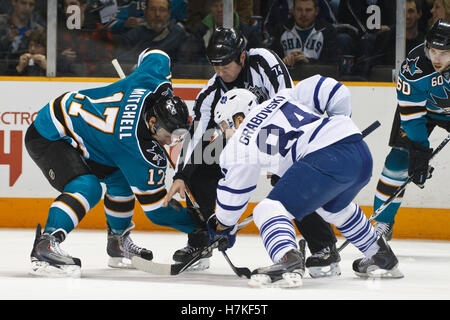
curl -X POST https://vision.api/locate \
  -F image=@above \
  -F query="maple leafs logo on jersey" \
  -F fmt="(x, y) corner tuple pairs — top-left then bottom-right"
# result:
(402, 57), (423, 76)
(429, 86), (450, 111)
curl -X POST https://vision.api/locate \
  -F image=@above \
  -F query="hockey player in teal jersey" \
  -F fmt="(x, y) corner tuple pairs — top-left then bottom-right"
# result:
(373, 19), (450, 239)
(25, 49), (200, 276)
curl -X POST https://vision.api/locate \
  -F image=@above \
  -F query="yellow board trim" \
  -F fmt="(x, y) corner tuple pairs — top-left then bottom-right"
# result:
(0, 198), (448, 240)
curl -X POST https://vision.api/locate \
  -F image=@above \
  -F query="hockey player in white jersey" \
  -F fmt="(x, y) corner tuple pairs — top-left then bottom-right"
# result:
(267, 74), (351, 278)
(206, 88), (403, 287)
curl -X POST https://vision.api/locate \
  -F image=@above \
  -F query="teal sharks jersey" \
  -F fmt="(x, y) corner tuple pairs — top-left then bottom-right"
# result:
(397, 44), (450, 147)
(33, 49), (174, 210)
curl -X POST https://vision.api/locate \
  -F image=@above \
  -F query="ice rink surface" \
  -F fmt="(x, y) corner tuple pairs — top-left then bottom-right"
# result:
(0, 228), (449, 303)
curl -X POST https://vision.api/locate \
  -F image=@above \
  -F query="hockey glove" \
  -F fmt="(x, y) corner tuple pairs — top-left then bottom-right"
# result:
(270, 174), (281, 186)
(408, 141), (434, 188)
(206, 214), (237, 252)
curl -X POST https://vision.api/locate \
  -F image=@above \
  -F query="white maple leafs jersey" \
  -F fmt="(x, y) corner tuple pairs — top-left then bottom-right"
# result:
(215, 89), (361, 227)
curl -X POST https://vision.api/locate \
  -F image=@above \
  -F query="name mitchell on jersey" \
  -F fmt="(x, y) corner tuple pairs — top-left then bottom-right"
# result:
(119, 88), (147, 139)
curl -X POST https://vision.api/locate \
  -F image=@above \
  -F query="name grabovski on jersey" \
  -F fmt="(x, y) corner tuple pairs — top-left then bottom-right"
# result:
(239, 95), (286, 146)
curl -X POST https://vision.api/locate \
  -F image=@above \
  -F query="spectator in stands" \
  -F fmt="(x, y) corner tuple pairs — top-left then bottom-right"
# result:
(336, 0), (396, 76)
(406, 0), (425, 54)
(235, 0), (254, 25)
(57, 0), (114, 76)
(107, 0), (146, 34)
(263, 0), (336, 39)
(0, 0), (44, 60)
(107, 0), (186, 34)
(193, 0), (261, 50)
(116, 0), (187, 64)
(269, 0), (339, 67)
(184, 0), (254, 34)
(15, 28), (46, 75)
(428, 0), (450, 29)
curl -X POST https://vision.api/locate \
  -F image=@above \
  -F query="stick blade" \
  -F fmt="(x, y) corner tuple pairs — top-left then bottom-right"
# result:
(131, 256), (174, 275)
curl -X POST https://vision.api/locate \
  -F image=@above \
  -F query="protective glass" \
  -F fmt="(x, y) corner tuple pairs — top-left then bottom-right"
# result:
(155, 125), (188, 147)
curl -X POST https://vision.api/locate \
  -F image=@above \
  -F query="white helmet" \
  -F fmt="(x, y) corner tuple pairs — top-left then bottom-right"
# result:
(214, 89), (258, 129)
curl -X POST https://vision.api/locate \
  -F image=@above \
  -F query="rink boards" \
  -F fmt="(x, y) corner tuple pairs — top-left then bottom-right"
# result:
(0, 77), (449, 240)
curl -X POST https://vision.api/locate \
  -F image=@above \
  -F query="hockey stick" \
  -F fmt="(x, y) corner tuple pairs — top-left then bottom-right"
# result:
(131, 214), (254, 276)
(112, 59), (126, 79)
(337, 133), (450, 253)
(361, 120), (381, 138)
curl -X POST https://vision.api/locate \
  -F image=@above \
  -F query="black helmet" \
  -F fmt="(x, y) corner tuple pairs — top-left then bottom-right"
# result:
(426, 19), (450, 50)
(152, 96), (190, 134)
(206, 27), (247, 66)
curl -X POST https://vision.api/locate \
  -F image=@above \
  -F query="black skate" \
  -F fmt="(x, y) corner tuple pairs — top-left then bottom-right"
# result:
(173, 229), (211, 271)
(305, 241), (342, 278)
(107, 221), (153, 268)
(30, 224), (81, 277)
(353, 236), (404, 278)
(374, 221), (394, 241)
(248, 249), (305, 288)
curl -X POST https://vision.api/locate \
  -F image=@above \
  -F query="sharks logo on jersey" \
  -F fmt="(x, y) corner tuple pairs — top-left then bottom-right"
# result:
(402, 57), (423, 77)
(145, 141), (166, 166)
(429, 86), (450, 111)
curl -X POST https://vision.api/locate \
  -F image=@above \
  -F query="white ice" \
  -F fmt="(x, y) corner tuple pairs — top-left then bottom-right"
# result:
(0, 228), (449, 300)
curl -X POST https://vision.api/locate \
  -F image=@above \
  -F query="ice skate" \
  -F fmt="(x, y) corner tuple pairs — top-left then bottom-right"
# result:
(248, 249), (305, 288)
(30, 224), (81, 277)
(305, 242), (342, 278)
(353, 236), (404, 278)
(107, 221), (153, 268)
(172, 229), (211, 271)
(374, 221), (394, 241)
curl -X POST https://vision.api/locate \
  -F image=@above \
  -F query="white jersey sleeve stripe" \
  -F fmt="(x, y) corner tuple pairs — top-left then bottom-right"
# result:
(217, 184), (257, 194)
(216, 198), (249, 211)
(313, 76), (327, 113)
(326, 82), (343, 106)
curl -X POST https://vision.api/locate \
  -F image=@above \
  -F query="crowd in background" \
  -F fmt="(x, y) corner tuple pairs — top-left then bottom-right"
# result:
(0, 0), (449, 80)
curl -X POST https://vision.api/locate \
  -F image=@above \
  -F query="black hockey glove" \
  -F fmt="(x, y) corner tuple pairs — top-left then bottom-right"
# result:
(408, 141), (434, 188)
(206, 214), (237, 252)
(270, 174), (281, 186)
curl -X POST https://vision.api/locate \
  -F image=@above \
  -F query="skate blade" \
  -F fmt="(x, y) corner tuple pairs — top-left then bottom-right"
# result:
(182, 258), (210, 272)
(355, 264), (404, 279)
(248, 272), (303, 288)
(308, 263), (341, 278)
(108, 257), (135, 269)
(30, 260), (81, 278)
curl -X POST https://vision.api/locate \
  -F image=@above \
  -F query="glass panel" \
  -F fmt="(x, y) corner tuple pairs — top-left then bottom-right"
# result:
(56, 0), (117, 77)
(0, 0), (47, 76)
(1, 1), (440, 81)
(262, 0), (400, 82)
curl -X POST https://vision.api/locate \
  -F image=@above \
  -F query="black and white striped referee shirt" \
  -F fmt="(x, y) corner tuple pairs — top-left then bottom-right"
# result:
(174, 48), (294, 180)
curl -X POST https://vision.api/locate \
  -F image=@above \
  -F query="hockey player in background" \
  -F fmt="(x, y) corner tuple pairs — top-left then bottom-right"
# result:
(372, 19), (450, 239)
(163, 27), (342, 276)
(25, 49), (200, 277)
(207, 88), (403, 288)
